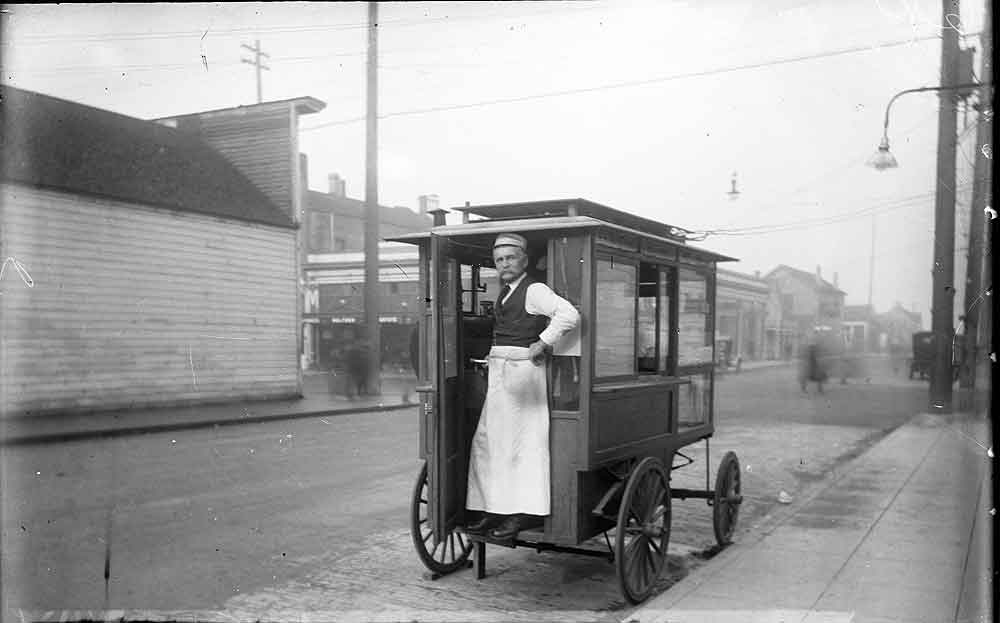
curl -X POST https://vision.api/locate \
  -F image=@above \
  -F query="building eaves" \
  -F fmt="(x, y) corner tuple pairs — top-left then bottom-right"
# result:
(153, 96), (326, 122)
(1, 86), (295, 229)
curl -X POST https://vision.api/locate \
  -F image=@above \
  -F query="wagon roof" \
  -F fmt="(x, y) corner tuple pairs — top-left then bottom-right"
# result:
(386, 213), (736, 263)
(453, 198), (688, 241)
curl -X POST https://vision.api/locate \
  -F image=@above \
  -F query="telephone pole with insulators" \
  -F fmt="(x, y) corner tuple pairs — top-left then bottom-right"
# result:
(241, 39), (270, 104)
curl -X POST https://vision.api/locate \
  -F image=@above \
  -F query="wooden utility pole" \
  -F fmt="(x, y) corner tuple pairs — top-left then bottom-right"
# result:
(240, 39), (270, 104)
(363, 2), (381, 395)
(961, 0), (992, 390)
(868, 214), (875, 308)
(929, 0), (961, 412)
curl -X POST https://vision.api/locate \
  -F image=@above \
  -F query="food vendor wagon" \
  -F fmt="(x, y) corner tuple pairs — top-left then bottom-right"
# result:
(391, 199), (743, 604)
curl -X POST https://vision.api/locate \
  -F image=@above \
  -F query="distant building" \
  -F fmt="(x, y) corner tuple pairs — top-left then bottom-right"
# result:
(1, 87), (305, 415)
(715, 268), (769, 363)
(842, 304), (882, 353)
(878, 303), (923, 353)
(305, 179), (434, 253)
(300, 181), (432, 370)
(762, 264), (846, 359)
(303, 243), (422, 371)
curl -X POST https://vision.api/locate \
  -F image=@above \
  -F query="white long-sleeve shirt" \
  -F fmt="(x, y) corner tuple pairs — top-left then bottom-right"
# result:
(500, 273), (580, 348)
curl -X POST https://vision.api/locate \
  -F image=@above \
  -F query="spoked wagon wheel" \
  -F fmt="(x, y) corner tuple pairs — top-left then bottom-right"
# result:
(410, 462), (473, 575)
(712, 451), (742, 546)
(615, 457), (671, 605)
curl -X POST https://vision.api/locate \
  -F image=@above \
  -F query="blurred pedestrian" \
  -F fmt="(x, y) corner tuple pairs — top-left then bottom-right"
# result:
(798, 333), (827, 394)
(344, 343), (368, 399)
(888, 341), (905, 376)
(402, 324), (420, 404)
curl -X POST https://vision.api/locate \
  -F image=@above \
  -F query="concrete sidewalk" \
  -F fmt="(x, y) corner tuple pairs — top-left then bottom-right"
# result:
(624, 410), (992, 623)
(0, 371), (419, 446)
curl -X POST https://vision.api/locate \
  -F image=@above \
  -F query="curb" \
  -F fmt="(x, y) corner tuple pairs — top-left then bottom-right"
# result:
(619, 411), (929, 621)
(1, 401), (417, 447)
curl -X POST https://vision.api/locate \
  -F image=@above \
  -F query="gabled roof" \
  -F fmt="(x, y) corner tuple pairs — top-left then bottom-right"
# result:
(1, 86), (294, 229)
(843, 304), (876, 321)
(764, 264), (845, 294)
(881, 302), (922, 325)
(307, 190), (431, 230)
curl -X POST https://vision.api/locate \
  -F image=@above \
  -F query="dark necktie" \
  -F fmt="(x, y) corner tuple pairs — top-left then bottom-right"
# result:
(497, 285), (511, 309)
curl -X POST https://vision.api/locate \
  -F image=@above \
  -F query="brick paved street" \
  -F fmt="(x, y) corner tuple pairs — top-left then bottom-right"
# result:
(2, 359), (930, 619)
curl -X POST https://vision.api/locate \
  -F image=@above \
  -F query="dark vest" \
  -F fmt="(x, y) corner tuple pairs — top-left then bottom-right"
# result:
(493, 275), (550, 348)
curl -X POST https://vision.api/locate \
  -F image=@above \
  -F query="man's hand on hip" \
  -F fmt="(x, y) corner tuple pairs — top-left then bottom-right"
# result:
(529, 340), (551, 366)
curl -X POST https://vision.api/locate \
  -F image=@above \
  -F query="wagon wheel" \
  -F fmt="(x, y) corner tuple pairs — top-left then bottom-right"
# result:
(712, 451), (742, 546)
(410, 462), (473, 575)
(615, 457), (671, 605)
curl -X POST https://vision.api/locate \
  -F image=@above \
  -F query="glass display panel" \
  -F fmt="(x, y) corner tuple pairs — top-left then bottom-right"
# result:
(677, 371), (712, 429)
(461, 265), (474, 313)
(660, 268), (674, 373)
(551, 356), (581, 410)
(678, 268), (713, 366)
(595, 258), (636, 377)
(551, 236), (584, 306)
(478, 266), (498, 315)
(550, 236), (583, 407)
(419, 246), (431, 381)
(637, 264), (659, 372)
(441, 259), (458, 378)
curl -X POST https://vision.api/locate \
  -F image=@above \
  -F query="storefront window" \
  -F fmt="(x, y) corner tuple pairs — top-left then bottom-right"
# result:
(678, 268), (713, 367)
(595, 257), (636, 377)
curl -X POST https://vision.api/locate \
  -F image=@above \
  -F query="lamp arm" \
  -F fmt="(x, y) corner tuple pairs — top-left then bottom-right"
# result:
(882, 82), (993, 138)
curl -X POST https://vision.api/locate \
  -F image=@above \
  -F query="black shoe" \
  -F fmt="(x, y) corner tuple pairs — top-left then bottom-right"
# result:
(489, 515), (521, 540)
(464, 514), (499, 534)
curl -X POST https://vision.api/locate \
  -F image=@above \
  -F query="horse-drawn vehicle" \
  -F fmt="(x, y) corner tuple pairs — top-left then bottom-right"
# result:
(909, 331), (934, 380)
(392, 199), (743, 604)
(909, 331), (961, 382)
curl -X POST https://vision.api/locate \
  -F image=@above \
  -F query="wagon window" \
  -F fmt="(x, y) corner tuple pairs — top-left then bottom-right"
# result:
(462, 265), (498, 314)
(677, 268), (713, 367)
(551, 236), (584, 410)
(637, 263), (659, 373)
(660, 268), (675, 374)
(595, 257), (636, 377)
(678, 370), (712, 429)
(551, 236), (583, 307)
(441, 258), (459, 379)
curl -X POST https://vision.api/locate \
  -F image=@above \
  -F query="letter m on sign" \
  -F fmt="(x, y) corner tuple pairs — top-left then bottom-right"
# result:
(304, 287), (319, 313)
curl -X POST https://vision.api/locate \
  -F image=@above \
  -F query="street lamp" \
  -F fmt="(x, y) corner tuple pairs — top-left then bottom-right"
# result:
(867, 136), (898, 170)
(869, 80), (988, 413)
(867, 84), (984, 171)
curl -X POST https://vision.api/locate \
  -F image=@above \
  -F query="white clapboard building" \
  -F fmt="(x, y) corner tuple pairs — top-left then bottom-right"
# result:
(0, 86), (312, 416)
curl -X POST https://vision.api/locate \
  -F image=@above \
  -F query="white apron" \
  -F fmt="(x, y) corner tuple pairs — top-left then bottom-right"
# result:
(466, 345), (550, 516)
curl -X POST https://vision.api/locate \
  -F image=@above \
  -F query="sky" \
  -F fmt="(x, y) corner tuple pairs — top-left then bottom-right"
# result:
(1, 1), (988, 324)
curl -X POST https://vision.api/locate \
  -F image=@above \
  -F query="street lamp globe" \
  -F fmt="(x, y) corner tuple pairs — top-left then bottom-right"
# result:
(867, 136), (898, 170)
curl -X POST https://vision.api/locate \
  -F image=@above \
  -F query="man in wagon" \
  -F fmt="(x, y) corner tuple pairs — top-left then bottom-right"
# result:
(465, 232), (580, 540)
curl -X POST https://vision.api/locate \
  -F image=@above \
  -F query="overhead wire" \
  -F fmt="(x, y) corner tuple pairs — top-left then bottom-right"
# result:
(689, 97), (988, 243)
(300, 34), (944, 132)
(681, 181), (975, 241)
(710, 107), (941, 232)
(0, 3), (619, 46)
